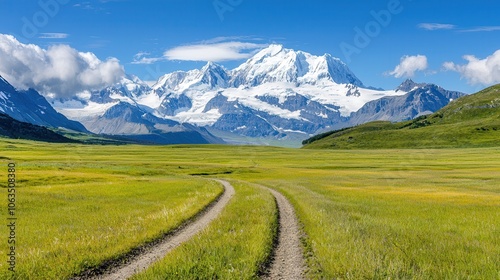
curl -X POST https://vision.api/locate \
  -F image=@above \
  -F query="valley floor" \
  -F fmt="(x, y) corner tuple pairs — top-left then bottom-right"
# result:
(1, 140), (499, 279)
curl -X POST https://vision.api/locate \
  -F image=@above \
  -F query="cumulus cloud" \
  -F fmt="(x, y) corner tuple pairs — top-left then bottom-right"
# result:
(133, 39), (267, 64)
(389, 55), (428, 78)
(0, 34), (124, 98)
(443, 50), (500, 85)
(418, 23), (456, 31)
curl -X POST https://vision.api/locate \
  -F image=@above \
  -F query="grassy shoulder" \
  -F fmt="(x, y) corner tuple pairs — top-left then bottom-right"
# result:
(131, 180), (278, 280)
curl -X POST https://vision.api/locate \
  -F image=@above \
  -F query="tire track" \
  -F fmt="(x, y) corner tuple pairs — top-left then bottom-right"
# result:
(263, 187), (306, 280)
(75, 179), (234, 280)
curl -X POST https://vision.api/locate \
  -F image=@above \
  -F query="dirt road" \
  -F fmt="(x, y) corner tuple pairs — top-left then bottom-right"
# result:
(263, 187), (306, 280)
(76, 180), (234, 280)
(76, 180), (306, 279)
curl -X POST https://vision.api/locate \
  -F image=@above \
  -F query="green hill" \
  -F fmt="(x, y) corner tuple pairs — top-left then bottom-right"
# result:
(0, 112), (77, 143)
(303, 84), (500, 149)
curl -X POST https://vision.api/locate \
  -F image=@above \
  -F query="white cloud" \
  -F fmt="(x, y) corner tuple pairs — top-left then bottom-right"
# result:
(133, 39), (267, 64)
(418, 23), (456, 31)
(73, 2), (95, 10)
(443, 50), (500, 85)
(39, 33), (69, 39)
(164, 41), (266, 62)
(460, 26), (500, 32)
(389, 55), (428, 78)
(132, 52), (163, 65)
(418, 23), (500, 33)
(200, 36), (264, 44)
(0, 34), (124, 98)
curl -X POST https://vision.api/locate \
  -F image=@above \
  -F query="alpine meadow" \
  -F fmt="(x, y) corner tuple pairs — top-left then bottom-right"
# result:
(2, 1), (500, 279)
(1, 139), (499, 279)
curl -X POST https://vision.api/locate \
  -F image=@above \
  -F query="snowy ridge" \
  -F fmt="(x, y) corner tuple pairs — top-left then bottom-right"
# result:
(51, 44), (412, 143)
(230, 45), (363, 87)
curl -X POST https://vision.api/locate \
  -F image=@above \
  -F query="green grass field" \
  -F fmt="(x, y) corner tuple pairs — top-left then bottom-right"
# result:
(1, 139), (499, 279)
(0, 140), (224, 279)
(133, 180), (277, 280)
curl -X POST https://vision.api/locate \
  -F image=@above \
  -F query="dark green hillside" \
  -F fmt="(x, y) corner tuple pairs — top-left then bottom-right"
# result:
(303, 84), (500, 149)
(0, 112), (77, 143)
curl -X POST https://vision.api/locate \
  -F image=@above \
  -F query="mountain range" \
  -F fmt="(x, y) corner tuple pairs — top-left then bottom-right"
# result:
(1, 45), (466, 145)
(348, 79), (466, 126)
(0, 75), (222, 144)
(0, 76), (87, 132)
(303, 84), (500, 149)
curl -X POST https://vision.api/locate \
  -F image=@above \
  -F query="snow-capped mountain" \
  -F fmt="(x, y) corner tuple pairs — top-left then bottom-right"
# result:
(137, 44), (403, 141)
(230, 44), (364, 87)
(154, 62), (230, 94)
(0, 75), (88, 132)
(88, 75), (152, 104)
(49, 76), (223, 144)
(349, 80), (466, 125)
(49, 45), (462, 146)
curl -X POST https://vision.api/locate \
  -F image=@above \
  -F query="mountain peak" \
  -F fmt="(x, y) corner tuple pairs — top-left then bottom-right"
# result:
(202, 61), (225, 71)
(397, 79), (427, 92)
(198, 61), (229, 89)
(320, 54), (364, 86)
(231, 44), (363, 87)
(247, 44), (284, 64)
(262, 44), (284, 54)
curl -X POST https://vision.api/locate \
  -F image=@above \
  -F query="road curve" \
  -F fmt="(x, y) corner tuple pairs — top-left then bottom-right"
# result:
(78, 179), (234, 280)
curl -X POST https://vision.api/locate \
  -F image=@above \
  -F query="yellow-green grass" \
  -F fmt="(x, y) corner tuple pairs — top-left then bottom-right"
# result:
(2, 139), (500, 279)
(0, 140), (223, 279)
(132, 180), (278, 280)
(230, 148), (500, 279)
(150, 146), (500, 278)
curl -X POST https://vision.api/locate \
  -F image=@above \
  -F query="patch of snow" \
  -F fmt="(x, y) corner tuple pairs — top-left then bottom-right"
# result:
(317, 112), (328, 119)
(135, 92), (163, 109)
(171, 108), (222, 126)
(109, 93), (134, 104)
(282, 129), (308, 134)
(255, 114), (280, 131)
(55, 101), (119, 121)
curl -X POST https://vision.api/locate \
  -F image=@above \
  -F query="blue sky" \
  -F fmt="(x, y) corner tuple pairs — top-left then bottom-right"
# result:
(1, 0), (500, 93)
